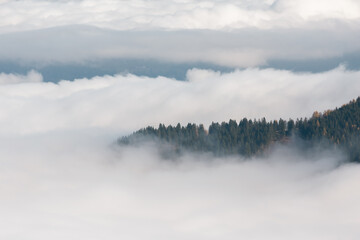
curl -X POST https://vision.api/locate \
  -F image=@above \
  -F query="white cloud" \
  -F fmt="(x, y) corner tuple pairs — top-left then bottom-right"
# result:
(0, 70), (42, 84)
(0, 0), (359, 33)
(0, 66), (358, 135)
(276, 0), (360, 21)
(0, 1), (359, 238)
(0, 58), (359, 240)
(0, 131), (359, 240)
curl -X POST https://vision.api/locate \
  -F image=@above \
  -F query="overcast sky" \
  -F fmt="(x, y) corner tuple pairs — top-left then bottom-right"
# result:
(0, 0), (360, 72)
(1, 0), (360, 32)
(1, 1), (360, 239)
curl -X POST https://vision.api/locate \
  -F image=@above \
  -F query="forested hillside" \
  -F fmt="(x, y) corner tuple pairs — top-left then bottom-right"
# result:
(119, 97), (360, 162)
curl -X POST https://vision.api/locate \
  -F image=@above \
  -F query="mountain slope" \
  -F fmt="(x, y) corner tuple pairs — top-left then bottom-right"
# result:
(119, 97), (360, 162)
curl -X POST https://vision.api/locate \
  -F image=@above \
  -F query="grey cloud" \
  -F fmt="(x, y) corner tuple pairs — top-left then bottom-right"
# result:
(0, 58), (234, 83)
(1, 25), (360, 68)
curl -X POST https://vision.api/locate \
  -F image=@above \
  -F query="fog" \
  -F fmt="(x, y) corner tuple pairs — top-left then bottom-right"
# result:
(1, 0), (359, 239)
(1, 130), (360, 239)
(0, 67), (359, 135)
(0, 67), (359, 239)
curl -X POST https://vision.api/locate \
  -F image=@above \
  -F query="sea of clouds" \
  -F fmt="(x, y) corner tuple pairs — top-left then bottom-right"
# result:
(0, 67), (360, 239)
(0, 66), (359, 135)
(1, 0), (360, 238)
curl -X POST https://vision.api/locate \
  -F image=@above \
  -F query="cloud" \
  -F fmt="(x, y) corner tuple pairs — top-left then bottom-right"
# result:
(275, 0), (360, 21)
(1, 25), (360, 68)
(1, 1), (359, 69)
(0, 66), (359, 135)
(0, 55), (359, 240)
(0, 0), (359, 33)
(0, 70), (42, 84)
(1, 1), (359, 239)
(0, 130), (359, 240)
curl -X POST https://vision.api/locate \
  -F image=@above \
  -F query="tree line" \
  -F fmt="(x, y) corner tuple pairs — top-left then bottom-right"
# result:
(119, 97), (360, 162)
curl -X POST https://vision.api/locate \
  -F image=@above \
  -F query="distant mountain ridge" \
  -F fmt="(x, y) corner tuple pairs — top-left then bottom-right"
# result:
(119, 97), (360, 162)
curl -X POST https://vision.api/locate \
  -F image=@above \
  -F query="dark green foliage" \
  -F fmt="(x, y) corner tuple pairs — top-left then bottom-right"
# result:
(119, 97), (360, 162)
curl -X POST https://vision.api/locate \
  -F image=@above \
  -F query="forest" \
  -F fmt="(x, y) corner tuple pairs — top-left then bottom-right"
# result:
(119, 97), (360, 162)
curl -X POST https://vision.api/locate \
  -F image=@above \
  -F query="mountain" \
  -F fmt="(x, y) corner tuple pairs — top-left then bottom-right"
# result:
(118, 97), (360, 162)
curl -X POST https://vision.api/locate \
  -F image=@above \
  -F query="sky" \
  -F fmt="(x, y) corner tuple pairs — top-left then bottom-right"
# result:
(1, 0), (360, 80)
(1, 0), (360, 239)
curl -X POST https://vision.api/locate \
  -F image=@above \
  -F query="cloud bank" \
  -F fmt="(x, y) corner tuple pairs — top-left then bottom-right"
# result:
(1, 1), (359, 239)
(1, 130), (359, 240)
(0, 0), (359, 33)
(1, 25), (359, 69)
(0, 65), (359, 240)
(0, 66), (359, 136)
(1, 1), (359, 70)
